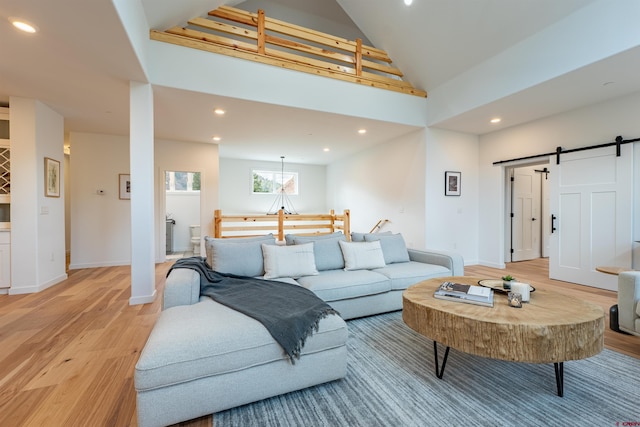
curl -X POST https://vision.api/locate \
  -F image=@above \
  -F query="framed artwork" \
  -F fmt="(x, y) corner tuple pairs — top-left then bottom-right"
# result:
(119, 174), (131, 200)
(445, 171), (461, 196)
(45, 157), (61, 198)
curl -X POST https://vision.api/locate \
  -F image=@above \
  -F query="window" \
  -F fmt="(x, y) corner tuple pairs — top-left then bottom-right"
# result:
(166, 171), (200, 191)
(252, 170), (298, 195)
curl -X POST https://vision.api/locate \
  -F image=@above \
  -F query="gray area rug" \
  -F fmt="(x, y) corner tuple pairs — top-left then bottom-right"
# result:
(214, 311), (640, 426)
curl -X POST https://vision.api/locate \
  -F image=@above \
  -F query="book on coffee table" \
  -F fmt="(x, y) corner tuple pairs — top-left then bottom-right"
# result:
(434, 281), (494, 307)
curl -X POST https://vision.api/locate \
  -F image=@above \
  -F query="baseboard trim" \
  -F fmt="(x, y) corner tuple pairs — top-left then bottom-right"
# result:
(476, 260), (506, 269)
(130, 289), (157, 306)
(68, 261), (130, 270)
(9, 273), (68, 295)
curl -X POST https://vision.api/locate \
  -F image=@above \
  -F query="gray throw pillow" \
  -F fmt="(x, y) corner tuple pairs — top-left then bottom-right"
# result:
(364, 233), (410, 264)
(351, 231), (392, 242)
(204, 234), (276, 277)
(291, 233), (347, 271)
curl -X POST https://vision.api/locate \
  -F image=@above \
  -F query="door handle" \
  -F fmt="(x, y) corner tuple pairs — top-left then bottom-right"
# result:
(532, 218), (537, 221)
(551, 214), (557, 233)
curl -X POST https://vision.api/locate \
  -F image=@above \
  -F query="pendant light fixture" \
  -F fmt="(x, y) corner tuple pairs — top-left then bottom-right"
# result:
(267, 156), (297, 215)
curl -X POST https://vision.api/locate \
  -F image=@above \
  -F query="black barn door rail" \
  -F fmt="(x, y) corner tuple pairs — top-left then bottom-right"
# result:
(493, 135), (640, 166)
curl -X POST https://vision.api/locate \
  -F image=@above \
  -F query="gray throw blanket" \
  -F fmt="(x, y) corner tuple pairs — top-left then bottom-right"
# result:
(168, 257), (339, 363)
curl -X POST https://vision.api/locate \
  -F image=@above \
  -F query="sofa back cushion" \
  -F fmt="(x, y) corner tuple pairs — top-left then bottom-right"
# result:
(289, 232), (347, 271)
(261, 243), (319, 279)
(204, 234), (276, 277)
(338, 240), (386, 271)
(350, 231), (392, 242)
(364, 233), (410, 264)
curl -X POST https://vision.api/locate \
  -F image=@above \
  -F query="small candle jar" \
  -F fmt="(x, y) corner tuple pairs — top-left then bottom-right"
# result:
(508, 292), (522, 308)
(510, 282), (530, 302)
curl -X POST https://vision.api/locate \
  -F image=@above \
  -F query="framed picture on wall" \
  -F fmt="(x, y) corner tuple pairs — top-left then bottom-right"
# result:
(119, 174), (131, 200)
(445, 171), (461, 196)
(45, 157), (61, 198)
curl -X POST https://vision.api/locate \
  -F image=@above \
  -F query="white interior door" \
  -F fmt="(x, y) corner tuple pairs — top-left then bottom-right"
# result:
(540, 168), (551, 257)
(511, 166), (542, 262)
(549, 145), (633, 290)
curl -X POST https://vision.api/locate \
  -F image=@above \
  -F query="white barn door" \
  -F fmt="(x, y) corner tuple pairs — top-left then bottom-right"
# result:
(511, 166), (542, 262)
(548, 145), (633, 291)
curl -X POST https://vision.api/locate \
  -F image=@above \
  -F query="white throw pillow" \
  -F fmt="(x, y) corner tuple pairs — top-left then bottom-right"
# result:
(339, 240), (386, 271)
(261, 243), (319, 279)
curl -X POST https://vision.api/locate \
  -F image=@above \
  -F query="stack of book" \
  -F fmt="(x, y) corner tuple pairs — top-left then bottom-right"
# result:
(434, 281), (494, 307)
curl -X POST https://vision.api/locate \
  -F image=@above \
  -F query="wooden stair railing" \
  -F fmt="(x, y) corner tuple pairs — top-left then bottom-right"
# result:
(214, 209), (350, 241)
(150, 6), (426, 97)
(369, 219), (390, 233)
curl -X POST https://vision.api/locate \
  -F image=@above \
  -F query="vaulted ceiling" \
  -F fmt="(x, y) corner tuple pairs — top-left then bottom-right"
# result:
(1, 0), (639, 164)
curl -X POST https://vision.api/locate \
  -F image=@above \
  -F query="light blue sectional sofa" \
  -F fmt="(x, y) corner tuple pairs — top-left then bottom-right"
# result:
(134, 232), (463, 427)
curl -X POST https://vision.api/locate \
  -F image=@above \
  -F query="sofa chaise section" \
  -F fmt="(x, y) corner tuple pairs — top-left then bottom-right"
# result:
(135, 268), (347, 427)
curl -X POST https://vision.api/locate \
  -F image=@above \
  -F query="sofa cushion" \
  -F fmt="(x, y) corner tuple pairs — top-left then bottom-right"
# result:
(262, 243), (319, 279)
(290, 233), (347, 271)
(285, 232), (343, 245)
(295, 269), (391, 302)
(204, 235), (276, 277)
(351, 231), (392, 242)
(373, 261), (450, 290)
(135, 298), (348, 392)
(339, 240), (386, 271)
(364, 233), (410, 264)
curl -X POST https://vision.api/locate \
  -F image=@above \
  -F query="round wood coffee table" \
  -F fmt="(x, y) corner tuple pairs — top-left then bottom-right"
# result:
(402, 276), (605, 396)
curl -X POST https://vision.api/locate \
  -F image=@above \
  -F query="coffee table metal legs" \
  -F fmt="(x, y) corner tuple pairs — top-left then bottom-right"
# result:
(433, 341), (565, 397)
(433, 341), (450, 379)
(554, 362), (564, 397)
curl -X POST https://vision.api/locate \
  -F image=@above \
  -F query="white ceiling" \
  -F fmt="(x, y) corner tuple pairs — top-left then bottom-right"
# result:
(1, 0), (638, 164)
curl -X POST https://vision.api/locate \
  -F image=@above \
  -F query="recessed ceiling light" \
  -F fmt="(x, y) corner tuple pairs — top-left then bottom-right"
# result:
(213, 108), (225, 115)
(9, 18), (37, 33)
(490, 118), (501, 124)
(358, 129), (367, 134)
(404, 0), (413, 5)
(212, 136), (221, 141)
(323, 147), (330, 152)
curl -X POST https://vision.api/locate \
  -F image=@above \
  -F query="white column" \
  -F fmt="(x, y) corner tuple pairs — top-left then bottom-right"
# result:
(129, 81), (156, 305)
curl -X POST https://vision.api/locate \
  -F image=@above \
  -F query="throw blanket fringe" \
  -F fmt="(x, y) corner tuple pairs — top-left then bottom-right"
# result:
(168, 257), (339, 363)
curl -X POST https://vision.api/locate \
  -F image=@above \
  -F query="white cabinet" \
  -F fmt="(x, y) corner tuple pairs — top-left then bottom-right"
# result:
(0, 231), (10, 288)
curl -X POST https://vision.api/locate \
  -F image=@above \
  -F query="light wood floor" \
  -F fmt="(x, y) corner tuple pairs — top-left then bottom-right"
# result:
(0, 258), (637, 427)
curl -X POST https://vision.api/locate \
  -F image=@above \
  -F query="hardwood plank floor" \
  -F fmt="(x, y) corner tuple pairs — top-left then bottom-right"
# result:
(0, 259), (637, 426)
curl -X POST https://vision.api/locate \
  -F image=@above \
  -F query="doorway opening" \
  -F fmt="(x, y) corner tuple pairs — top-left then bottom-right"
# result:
(504, 162), (550, 263)
(164, 170), (201, 260)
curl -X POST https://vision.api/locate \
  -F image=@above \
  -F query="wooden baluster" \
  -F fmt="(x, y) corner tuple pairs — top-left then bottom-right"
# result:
(278, 209), (284, 241)
(214, 209), (222, 238)
(257, 9), (266, 55)
(344, 209), (351, 240)
(355, 38), (362, 77)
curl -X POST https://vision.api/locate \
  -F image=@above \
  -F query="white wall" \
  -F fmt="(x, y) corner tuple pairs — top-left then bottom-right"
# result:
(165, 192), (200, 252)
(425, 128), (480, 264)
(10, 97), (67, 294)
(219, 158), (326, 214)
(69, 133), (218, 268)
(478, 91), (640, 268)
(327, 130), (426, 250)
(69, 133), (131, 268)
